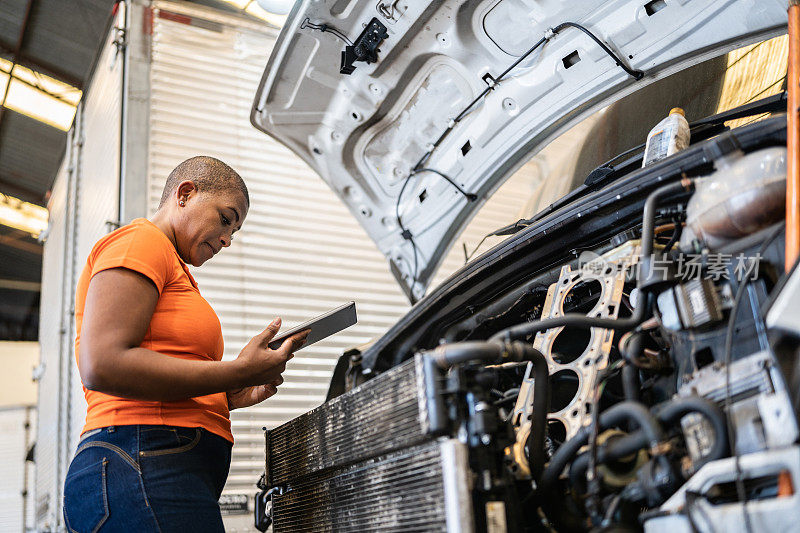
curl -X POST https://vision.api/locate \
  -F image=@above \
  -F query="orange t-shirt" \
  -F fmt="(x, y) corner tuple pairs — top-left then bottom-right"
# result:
(74, 218), (232, 442)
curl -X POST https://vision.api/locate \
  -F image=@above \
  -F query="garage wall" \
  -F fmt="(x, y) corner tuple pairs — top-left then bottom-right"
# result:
(147, 2), (411, 513)
(34, 18), (123, 531)
(0, 406), (36, 532)
(34, 132), (71, 531)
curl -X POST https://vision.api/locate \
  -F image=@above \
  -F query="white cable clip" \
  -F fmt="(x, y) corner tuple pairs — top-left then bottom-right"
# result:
(447, 118), (456, 128)
(426, 143), (435, 151)
(544, 27), (555, 40)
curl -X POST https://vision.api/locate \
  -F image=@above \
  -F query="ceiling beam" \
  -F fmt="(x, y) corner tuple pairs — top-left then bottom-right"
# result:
(0, 279), (40, 292)
(0, 233), (42, 255)
(0, 176), (46, 206)
(0, 39), (84, 89)
(0, 0), (37, 129)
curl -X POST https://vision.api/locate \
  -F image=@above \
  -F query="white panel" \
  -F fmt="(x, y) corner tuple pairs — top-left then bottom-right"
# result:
(148, 6), (411, 505)
(0, 407), (34, 532)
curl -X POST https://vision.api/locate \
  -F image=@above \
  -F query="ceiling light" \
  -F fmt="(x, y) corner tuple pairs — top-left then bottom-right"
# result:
(0, 59), (81, 131)
(0, 194), (49, 237)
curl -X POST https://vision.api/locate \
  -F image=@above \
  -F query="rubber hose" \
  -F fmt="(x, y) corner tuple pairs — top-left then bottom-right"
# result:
(654, 395), (729, 466)
(569, 396), (728, 487)
(569, 432), (650, 488)
(540, 401), (663, 492)
(432, 340), (504, 368)
(431, 341), (551, 481)
(515, 343), (550, 482)
(622, 365), (640, 402)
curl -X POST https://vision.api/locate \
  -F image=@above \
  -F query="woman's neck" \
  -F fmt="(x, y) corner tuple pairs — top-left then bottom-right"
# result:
(149, 209), (179, 251)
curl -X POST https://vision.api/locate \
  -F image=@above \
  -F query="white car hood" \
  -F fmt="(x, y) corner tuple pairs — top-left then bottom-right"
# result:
(251, 0), (787, 302)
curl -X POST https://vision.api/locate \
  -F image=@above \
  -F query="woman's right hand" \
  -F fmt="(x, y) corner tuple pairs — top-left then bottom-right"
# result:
(234, 318), (309, 387)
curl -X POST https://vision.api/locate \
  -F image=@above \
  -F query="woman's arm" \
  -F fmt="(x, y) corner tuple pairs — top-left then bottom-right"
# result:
(79, 267), (305, 401)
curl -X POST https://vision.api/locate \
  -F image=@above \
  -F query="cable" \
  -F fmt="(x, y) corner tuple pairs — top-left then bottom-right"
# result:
(413, 168), (478, 201)
(394, 168), (477, 296)
(300, 18), (353, 46)
(411, 22), (642, 172)
(395, 22), (642, 292)
(723, 222), (785, 533)
(551, 22), (644, 80)
(394, 173), (420, 300)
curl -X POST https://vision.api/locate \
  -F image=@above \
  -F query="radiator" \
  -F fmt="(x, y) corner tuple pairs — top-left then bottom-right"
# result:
(265, 356), (474, 532)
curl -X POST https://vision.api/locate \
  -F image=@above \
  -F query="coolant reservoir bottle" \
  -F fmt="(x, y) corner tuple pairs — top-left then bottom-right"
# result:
(642, 107), (690, 167)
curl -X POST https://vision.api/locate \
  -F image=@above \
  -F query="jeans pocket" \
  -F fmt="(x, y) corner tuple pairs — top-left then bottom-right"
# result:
(64, 456), (109, 533)
(140, 427), (202, 457)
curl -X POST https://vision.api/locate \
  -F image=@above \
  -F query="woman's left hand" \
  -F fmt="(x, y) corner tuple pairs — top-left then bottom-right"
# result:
(227, 377), (283, 410)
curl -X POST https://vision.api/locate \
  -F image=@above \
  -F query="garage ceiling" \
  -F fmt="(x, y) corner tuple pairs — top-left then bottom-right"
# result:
(0, 0), (117, 207)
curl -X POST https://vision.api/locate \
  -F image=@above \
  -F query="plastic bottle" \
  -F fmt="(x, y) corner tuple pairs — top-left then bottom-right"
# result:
(679, 146), (786, 251)
(642, 107), (690, 167)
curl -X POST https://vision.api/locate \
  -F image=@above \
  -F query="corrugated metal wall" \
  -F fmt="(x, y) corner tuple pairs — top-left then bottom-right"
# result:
(147, 3), (411, 507)
(34, 126), (74, 531)
(70, 21), (124, 450)
(34, 19), (122, 531)
(0, 406), (35, 532)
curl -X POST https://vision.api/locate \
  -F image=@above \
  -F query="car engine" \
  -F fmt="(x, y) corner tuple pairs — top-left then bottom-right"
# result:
(255, 114), (800, 532)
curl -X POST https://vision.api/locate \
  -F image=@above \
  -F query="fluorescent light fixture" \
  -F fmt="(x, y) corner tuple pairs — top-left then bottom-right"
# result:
(0, 194), (49, 237)
(0, 57), (81, 131)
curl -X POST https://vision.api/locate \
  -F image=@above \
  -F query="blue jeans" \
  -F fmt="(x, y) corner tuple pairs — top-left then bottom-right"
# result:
(63, 425), (232, 532)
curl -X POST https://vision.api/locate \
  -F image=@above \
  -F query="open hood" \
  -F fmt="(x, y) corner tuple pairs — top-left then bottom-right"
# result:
(251, 0), (787, 302)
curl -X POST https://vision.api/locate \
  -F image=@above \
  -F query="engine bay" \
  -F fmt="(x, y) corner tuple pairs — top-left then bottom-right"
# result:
(255, 114), (800, 532)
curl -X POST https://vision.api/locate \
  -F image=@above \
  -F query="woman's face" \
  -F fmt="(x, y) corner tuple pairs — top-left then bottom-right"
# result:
(175, 185), (249, 267)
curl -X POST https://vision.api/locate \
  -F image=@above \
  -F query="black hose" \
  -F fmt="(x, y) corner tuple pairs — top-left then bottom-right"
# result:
(540, 401), (663, 493)
(568, 396), (728, 488)
(431, 341), (550, 480)
(518, 344), (550, 482)
(622, 365), (640, 402)
(569, 431), (649, 488)
(539, 402), (662, 532)
(640, 181), (692, 258)
(431, 340), (505, 368)
(654, 395), (729, 466)
(621, 332), (645, 400)
(430, 341), (551, 480)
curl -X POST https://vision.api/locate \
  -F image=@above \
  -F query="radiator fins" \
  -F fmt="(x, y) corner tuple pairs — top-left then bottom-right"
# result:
(265, 357), (474, 532)
(267, 357), (426, 485)
(272, 441), (450, 532)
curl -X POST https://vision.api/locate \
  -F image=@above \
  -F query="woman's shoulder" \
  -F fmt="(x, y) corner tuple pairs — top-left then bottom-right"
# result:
(86, 219), (180, 292)
(90, 219), (175, 263)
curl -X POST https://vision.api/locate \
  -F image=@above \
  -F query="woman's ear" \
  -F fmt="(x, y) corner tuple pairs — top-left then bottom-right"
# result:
(175, 180), (197, 206)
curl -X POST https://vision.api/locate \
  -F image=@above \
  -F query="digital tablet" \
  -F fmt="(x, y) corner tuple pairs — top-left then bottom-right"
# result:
(268, 301), (357, 351)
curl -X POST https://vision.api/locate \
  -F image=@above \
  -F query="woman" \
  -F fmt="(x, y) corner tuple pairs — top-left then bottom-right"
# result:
(62, 156), (308, 532)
